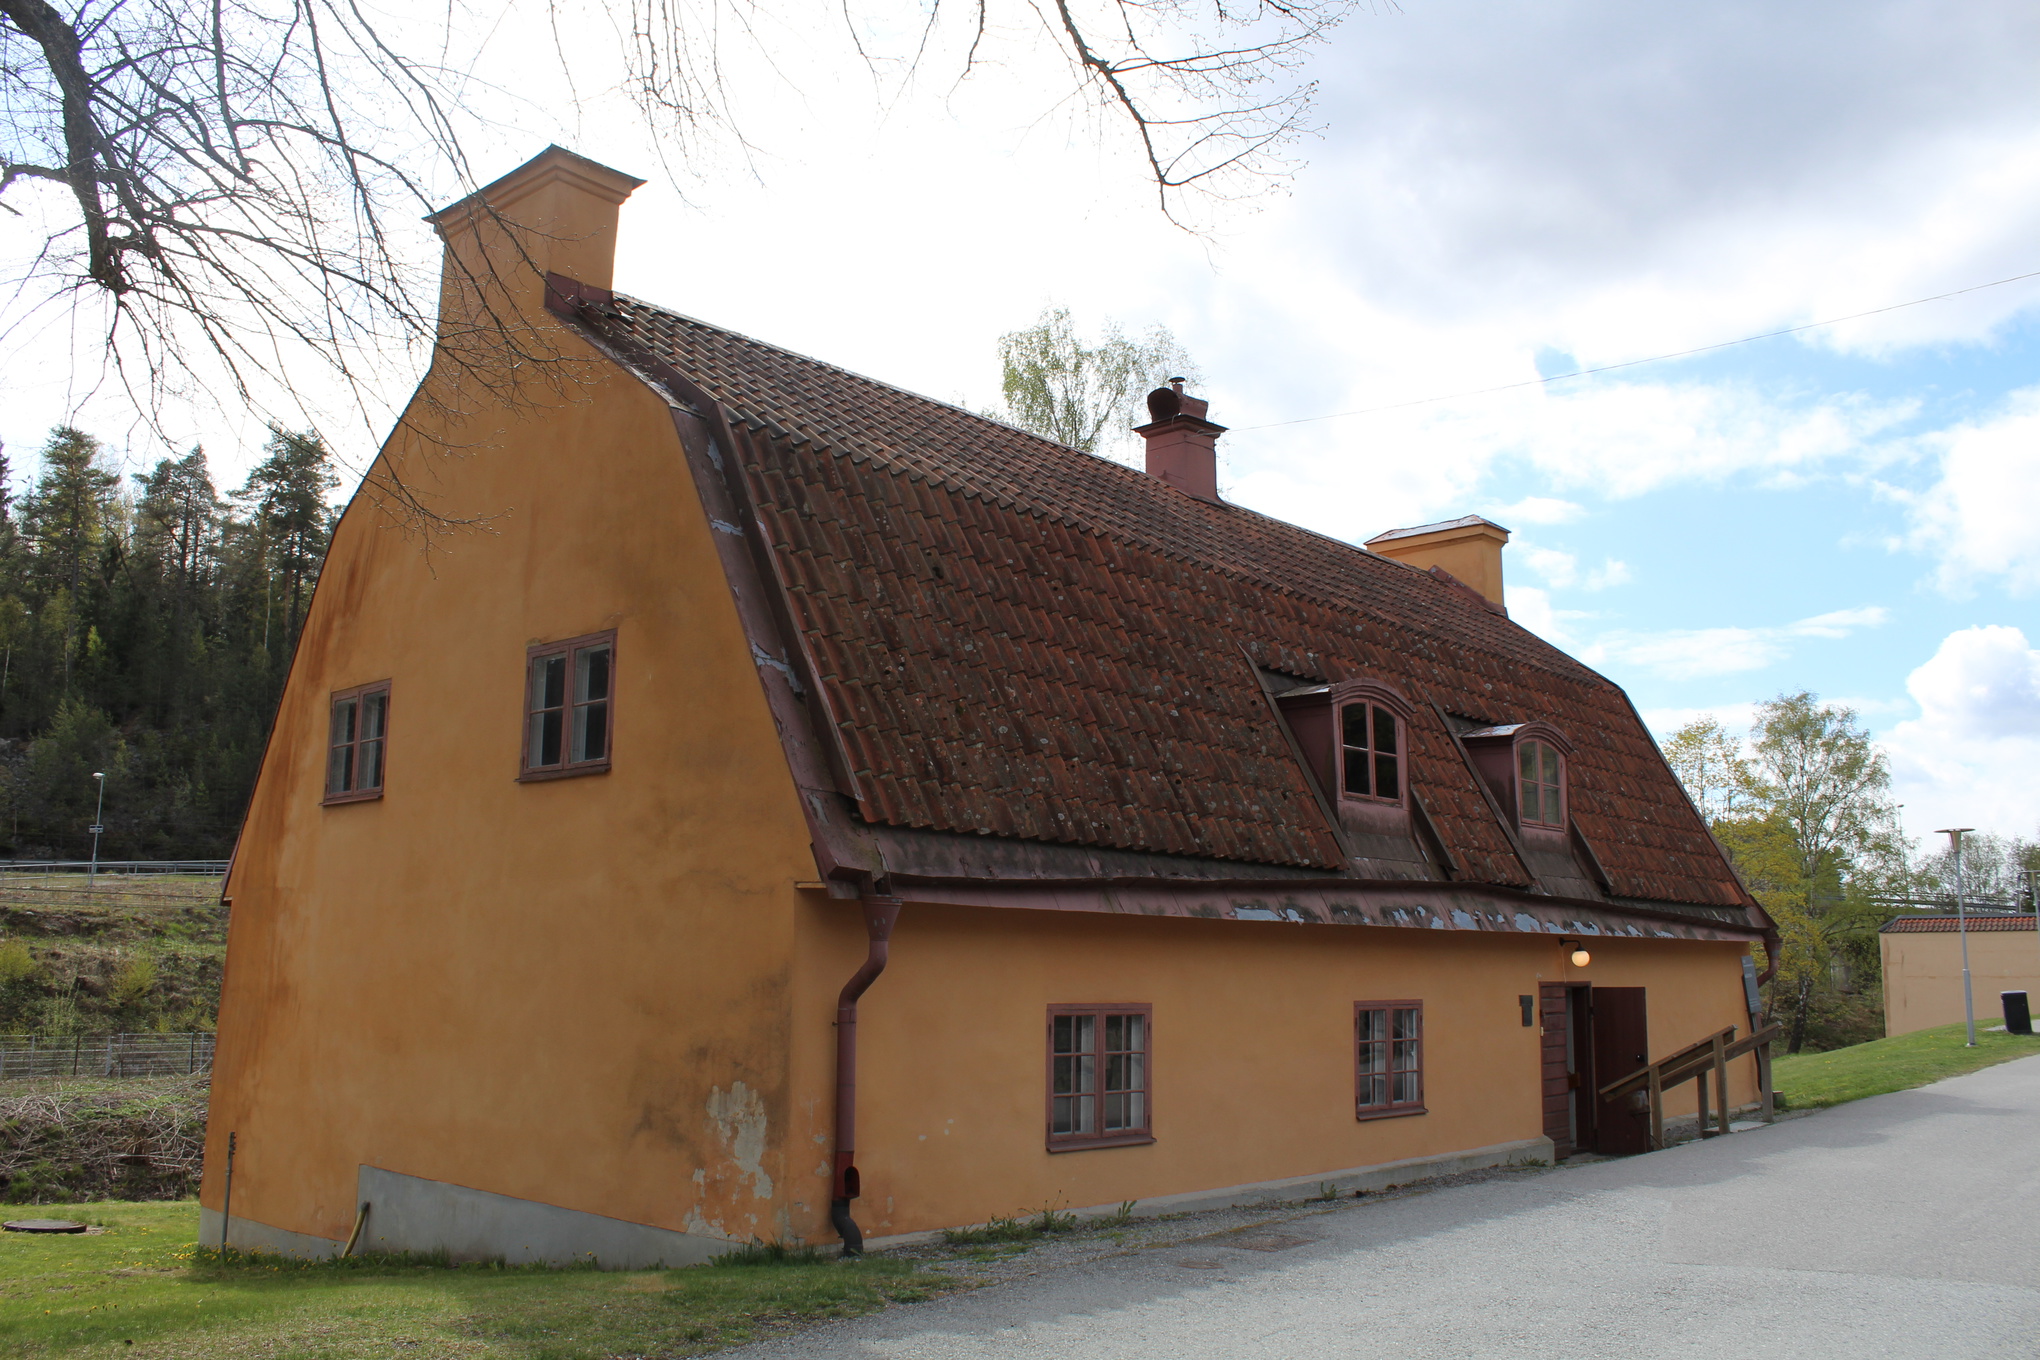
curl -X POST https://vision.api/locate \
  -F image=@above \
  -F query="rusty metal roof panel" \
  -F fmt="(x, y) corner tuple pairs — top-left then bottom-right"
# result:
(594, 293), (1748, 905)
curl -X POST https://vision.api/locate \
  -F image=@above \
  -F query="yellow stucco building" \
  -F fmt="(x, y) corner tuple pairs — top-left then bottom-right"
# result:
(202, 147), (1777, 1264)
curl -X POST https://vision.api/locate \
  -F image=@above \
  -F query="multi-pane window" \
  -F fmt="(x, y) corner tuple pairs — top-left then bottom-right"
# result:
(1355, 1002), (1423, 1118)
(523, 633), (615, 778)
(324, 683), (389, 803)
(1340, 702), (1401, 801)
(1518, 739), (1563, 827)
(1047, 1006), (1152, 1149)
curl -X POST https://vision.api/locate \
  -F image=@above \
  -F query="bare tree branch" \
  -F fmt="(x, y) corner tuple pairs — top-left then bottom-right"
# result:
(2, 0), (1350, 541)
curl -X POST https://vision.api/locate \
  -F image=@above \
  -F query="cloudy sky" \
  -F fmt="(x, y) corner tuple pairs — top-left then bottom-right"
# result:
(5, 0), (2037, 846)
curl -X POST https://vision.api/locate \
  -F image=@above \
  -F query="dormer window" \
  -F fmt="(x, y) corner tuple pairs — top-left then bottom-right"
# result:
(1461, 722), (1575, 833)
(1340, 702), (1401, 802)
(1518, 739), (1564, 827)
(1273, 677), (1415, 814)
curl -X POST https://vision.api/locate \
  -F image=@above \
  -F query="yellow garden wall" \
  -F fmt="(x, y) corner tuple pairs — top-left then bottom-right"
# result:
(1882, 929), (2040, 1036)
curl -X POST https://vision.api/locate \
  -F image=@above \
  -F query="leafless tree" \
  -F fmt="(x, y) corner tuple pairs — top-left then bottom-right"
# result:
(2, 0), (1351, 532)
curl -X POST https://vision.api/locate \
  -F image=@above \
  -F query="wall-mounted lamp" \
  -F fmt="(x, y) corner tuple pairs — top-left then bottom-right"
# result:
(1565, 941), (1592, 968)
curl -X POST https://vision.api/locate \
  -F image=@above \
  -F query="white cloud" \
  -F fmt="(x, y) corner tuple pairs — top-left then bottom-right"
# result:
(1790, 607), (1892, 638)
(1899, 386), (2040, 595)
(1518, 543), (1631, 592)
(1502, 585), (1593, 650)
(1306, 2), (2040, 358)
(1225, 376), (1914, 549)
(1487, 496), (1584, 526)
(1640, 703), (1763, 744)
(1580, 606), (1890, 680)
(1884, 625), (2040, 839)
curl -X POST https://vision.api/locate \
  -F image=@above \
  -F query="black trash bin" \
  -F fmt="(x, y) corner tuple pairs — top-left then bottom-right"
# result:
(2003, 991), (2032, 1036)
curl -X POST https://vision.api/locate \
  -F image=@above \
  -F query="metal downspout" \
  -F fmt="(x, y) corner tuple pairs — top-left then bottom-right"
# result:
(831, 890), (902, 1257)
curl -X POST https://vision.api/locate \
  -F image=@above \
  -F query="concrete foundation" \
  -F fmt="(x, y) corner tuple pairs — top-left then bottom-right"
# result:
(206, 1166), (738, 1268)
(865, 1135), (1554, 1249)
(352, 1165), (733, 1268)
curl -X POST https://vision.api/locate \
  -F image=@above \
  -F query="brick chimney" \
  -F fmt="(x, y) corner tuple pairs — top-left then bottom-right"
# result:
(424, 145), (645, 338)
(1136, 379), (1226, 503)
(1365, 515), (1511, 608)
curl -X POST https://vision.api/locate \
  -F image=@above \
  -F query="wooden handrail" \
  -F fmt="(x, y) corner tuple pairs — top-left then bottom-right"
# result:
(1598, 1028), (1735, 1101)
(1594, 1023), (1783, 1150)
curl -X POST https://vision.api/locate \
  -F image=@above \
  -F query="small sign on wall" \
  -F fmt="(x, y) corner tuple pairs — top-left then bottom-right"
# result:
(1742, 956), (1762, 1018)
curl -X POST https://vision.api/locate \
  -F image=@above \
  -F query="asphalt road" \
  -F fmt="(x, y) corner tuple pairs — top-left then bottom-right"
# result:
(736, 1055), (2040, 1359)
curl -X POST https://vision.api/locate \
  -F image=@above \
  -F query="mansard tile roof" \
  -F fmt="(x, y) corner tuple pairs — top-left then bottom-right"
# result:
(585, 289), (1751, 910)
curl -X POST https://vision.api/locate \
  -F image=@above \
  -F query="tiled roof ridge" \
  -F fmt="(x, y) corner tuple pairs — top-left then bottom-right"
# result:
(606, 290), (1086, 460)
(601, 290), (1602, 694)
(1882, 915), (2037, 932)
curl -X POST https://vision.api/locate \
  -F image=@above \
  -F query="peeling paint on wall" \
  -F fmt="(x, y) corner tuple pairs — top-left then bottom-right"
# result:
(706, 1081), (776, 1201)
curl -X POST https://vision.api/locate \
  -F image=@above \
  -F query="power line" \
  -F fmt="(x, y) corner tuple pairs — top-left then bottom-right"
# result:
(1234, 266), (2040, 432)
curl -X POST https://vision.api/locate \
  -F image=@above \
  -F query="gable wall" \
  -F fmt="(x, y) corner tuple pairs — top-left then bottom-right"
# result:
(203, 346), (819, 1251)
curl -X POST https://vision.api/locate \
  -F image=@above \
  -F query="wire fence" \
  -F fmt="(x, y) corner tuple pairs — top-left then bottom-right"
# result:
(0, 1032), (215, 1081)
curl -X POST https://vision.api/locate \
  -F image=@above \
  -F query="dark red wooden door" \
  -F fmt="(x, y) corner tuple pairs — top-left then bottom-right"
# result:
(1590, 987), (1650, 1156)
(1538, 984), (1573, 1157)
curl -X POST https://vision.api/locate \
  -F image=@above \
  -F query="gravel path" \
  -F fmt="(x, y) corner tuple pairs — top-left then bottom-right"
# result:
(731, 1056), (2040, 1358)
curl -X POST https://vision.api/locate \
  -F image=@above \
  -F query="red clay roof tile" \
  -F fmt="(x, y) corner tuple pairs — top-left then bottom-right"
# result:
(594, 292), (1749, 907)
(1882, 916), (2036, 932)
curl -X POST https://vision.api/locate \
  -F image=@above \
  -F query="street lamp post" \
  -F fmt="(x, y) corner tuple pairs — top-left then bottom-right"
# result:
(88, 772), (105, 892)
(1938, 827), (1977, 1047)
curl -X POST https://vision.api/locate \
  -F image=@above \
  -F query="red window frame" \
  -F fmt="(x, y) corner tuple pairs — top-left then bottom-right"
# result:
(520, 630), (616, 781)
(1046, 1004), (1154, 1151)
(1355, 1000), (1424, 1120)
(1518, 738), (1564, 827)
(323, 681), (390, 805)
(1339, 701), (1402, 803)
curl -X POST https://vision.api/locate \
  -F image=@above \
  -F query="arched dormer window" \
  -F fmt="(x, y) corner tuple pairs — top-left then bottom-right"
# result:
(1517, 738), (1564, 827)
(1341, 699), (1401, 802)
(1273, 678), (1416, 809)
(1461, 721), (1575, 833)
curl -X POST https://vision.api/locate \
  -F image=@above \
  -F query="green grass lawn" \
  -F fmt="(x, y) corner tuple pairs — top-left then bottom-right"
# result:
(0, 1202), (937, 1358)
(1772, 1020), (2040, 1110)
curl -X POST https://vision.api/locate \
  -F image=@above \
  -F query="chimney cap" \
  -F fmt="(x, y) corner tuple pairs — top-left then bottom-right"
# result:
(1142, 382), (1216, 427)
(424, 145), (645, 229)
(1364, 513), (1510, 548)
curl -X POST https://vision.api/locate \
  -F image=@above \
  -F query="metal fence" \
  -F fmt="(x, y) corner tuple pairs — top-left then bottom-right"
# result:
(0, 860), (230, 877)
(0, 1032), (214, 1081)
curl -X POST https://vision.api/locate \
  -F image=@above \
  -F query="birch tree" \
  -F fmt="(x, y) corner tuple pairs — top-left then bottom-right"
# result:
(998, 307), (1200, 456)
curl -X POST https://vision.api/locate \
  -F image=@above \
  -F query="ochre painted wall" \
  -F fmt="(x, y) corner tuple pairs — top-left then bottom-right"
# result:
(1881, 930), (2040, 1036)
(203, 334), (820, 1249)
(798, 900), (1758, 1239)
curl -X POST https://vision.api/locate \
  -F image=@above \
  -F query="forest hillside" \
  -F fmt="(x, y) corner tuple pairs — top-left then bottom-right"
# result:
(0, 425), (336, 862)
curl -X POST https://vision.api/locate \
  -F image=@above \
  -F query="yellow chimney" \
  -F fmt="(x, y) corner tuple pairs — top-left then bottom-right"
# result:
(424, 146), (645, 339)
(1365, 515), (1511, 607)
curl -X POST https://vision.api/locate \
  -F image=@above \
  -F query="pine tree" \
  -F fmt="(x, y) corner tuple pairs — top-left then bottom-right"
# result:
(235, 428), (339, 651)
